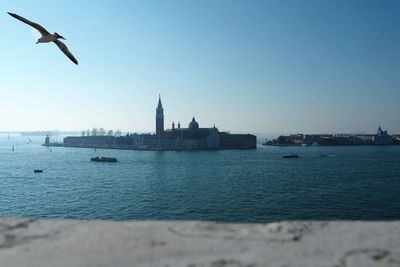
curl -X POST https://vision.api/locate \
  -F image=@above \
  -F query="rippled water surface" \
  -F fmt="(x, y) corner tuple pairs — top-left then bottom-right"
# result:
(1, 134), (400, 222)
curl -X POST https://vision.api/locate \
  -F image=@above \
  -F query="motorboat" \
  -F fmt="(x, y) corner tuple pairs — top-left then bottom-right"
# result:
(282, 154), (299, 159)
(90, 157), (118, 162)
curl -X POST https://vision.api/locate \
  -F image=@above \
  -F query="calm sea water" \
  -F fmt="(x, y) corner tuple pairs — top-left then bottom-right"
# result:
(1, 134), (399, 222)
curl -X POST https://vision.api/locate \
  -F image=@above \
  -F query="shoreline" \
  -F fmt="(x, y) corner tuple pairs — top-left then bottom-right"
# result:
(42, 143), (256, 151)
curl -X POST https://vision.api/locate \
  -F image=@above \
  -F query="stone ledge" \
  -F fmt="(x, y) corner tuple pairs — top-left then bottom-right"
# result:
(0, 218), (399, 267)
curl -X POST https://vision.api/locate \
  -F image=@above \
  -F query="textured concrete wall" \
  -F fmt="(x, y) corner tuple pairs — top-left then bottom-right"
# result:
(0, 218), (399, 267)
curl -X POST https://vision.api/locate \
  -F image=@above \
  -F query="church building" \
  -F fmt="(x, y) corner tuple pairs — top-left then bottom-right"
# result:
(61, 95), (257, 150)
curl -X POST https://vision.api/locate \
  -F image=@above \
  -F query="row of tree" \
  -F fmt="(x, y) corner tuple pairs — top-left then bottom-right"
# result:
(81, 128), (123, 137)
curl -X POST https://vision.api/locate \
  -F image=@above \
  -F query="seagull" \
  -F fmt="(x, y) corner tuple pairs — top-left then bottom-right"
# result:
(7, 12), (78, 65)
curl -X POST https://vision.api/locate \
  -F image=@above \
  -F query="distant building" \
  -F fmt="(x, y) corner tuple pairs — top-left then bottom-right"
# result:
(44, 135), (50, 145)
(373, 126), (393, 145)
(264, 126), (398, 146)
(51, 96), (256, 150)
(155, 95), (164, 136)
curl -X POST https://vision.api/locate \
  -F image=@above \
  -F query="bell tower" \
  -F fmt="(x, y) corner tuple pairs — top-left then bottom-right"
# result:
(156, 94), (164, 135)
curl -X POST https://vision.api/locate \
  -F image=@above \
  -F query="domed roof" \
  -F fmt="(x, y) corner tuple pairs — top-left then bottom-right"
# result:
(188, 117), (199, 129)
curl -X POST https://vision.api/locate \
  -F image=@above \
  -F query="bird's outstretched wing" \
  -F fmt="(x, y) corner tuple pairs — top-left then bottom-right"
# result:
(7, 12), (50, 36)
(53, 39), (78, 65)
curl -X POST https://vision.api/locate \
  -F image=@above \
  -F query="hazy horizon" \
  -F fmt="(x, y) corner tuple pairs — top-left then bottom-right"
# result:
(1, 1), (399, 134)
(0, 129), (397, 139)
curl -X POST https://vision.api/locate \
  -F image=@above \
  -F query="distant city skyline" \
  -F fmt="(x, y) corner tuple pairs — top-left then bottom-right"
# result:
(1, 1), (399, 134)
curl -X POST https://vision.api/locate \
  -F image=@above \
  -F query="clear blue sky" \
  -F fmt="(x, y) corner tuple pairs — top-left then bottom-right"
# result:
(1, 0), (399, 134)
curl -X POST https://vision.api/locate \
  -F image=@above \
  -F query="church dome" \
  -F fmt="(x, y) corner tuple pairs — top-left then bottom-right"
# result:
(188, 117), (199, 129)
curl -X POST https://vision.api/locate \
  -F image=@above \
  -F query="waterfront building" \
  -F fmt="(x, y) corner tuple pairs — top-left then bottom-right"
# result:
(264, 126), (398, 146)
(373, 126), (393, 145)
(44, 135), (50, 146)
(52, 96), (256, 150)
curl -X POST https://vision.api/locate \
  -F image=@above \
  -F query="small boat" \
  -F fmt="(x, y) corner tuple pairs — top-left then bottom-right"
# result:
(91, 156), (118, 162)
(34, 169), (43, 173)
(283, 154), (299, 159)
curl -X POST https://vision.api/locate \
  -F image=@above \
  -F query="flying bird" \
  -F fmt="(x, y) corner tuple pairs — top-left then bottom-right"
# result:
(7, 12), (78, 65)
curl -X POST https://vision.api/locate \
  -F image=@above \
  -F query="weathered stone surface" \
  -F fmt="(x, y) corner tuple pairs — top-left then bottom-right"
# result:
(0, 218), (399, 267)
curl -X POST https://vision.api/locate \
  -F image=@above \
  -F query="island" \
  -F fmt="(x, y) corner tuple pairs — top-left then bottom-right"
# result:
(43, 96), (256, 151)
(263, 126), (400, 146)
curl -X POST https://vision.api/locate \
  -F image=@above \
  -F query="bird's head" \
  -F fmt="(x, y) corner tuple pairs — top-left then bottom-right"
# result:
(54, 32), (66, 40)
